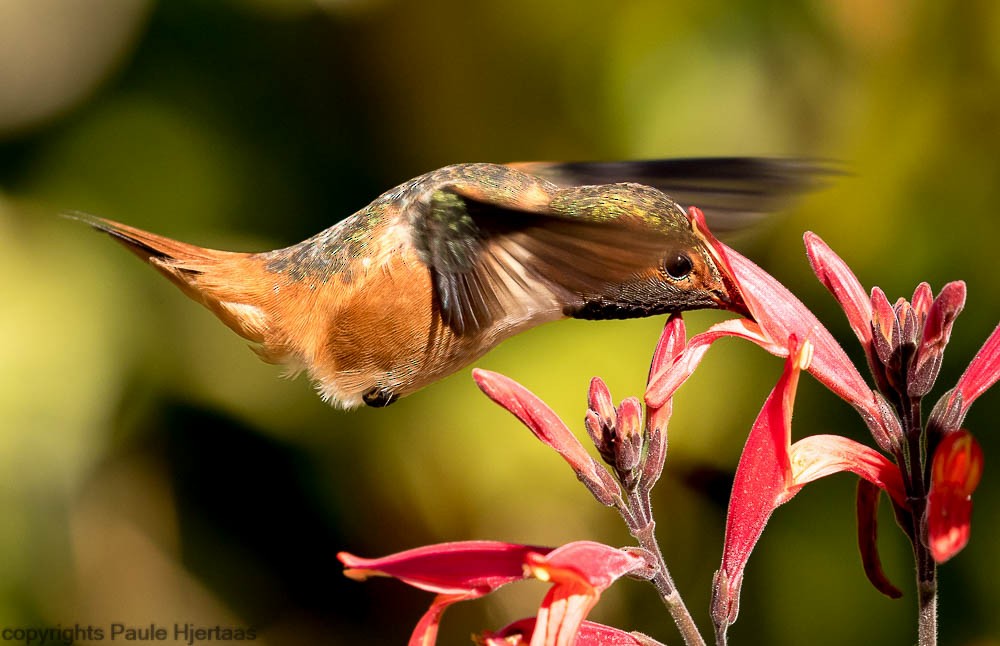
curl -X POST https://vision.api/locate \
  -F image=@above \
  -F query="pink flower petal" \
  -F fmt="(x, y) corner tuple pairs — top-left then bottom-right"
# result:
(525, 542), (645, 646)
(931, 430), (983, 495)
(716, 339), (906, 625)
(687, 206), (749, 317)
(646, 315), (687, 433)
(953, 323), (1000, 415)
(927, 486), (973, 564)
(474, 369), (619, 505)
(803, 232), (873, 348)
(530, 574), (596, 646)
(787, 434), (906, 506)
(716, 340), (807, 624)
(409, 593), (468, 646)
(533, 541), (646, 589)
(648, 314), (688, 385)
(927, 432), (982, 563)
(481, 619), (647, 646)
(855, 480), (903, 598)
(338, 541), (548, 596)
(724, 245), (878, 418)
(646, 318), (777, 408)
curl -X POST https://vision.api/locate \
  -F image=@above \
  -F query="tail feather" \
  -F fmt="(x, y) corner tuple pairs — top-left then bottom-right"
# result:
(65, 211), (225, 266)
(68, 212), (269, 343)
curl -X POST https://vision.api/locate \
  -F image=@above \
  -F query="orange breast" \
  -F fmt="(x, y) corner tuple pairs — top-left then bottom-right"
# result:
(249, 250), (472, 406)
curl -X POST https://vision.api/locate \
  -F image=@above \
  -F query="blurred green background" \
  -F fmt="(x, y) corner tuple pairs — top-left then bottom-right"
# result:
(2, 1), (998, 644)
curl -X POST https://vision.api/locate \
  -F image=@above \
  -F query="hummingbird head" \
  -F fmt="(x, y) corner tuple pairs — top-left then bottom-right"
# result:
(549, 183), (747, 320)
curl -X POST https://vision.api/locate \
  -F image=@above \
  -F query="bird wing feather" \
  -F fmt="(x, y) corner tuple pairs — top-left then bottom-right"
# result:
(411, 187), (674, 336)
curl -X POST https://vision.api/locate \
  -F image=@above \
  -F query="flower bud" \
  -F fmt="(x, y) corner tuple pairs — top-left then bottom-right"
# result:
(615, 398), (644, 485)
(908, 281), (965, 398)
(870, 287), (897, 367)
(588, 377), (616, 428)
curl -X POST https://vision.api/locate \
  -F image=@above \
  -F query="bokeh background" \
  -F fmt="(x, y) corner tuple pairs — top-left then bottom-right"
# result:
(2, 1), (998, 644)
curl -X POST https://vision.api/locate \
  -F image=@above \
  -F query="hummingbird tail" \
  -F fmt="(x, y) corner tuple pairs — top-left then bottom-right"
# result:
(68, 212), (270, 343)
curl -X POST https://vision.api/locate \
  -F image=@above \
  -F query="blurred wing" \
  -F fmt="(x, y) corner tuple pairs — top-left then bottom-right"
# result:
(412, 189), (671, 336)
(508, 157), (838, 233)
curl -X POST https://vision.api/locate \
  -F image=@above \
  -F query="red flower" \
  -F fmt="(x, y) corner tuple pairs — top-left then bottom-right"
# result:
(952, 323), (1000, 412)
(473, 369), (620, 506)
(805, 232), (999, 563)
(927, 430), (984, 563)
(647, 210), (882, 436)
(711, 339), (906, 630)
(477, 314), (689, 503)
(522, 542), (648, 646)
(480, 618), (650, 646)
(339, 541), (549, 646)
(338, 541), (645, 646)
(934, 323), (1000, 431)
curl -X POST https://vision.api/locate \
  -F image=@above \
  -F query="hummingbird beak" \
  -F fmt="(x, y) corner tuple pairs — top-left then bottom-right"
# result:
(686, 206), (753, 319)
(712, 278), (752, 319)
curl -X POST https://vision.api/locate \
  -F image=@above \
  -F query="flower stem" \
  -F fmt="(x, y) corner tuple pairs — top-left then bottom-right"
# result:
(624, 491), (706, 646)
(912, 506), (938, 646)
(896, 393), (937, 646)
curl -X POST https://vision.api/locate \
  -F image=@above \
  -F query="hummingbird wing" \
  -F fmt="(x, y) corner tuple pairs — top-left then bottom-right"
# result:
(414, 187), (679, 336)
(508, 157), (836, 234)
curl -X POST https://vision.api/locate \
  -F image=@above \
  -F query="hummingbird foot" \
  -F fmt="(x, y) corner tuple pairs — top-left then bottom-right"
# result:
(362, 387), (399, 408)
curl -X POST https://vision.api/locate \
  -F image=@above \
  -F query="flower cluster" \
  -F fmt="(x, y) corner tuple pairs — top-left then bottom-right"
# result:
(338, 206), (998, 646)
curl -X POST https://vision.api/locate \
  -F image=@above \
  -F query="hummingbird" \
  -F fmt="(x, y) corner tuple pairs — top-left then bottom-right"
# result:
(72, 158), (826, 409)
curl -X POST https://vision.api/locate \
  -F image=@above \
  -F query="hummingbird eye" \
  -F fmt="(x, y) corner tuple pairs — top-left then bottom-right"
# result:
(663, 252), (694, 280)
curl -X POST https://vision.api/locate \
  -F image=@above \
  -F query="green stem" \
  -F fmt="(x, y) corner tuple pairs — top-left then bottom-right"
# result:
(915, 542), (938, 645)
(624, 490), (706, 646)
(899, 393), (935, 646)
(910, 500), (937, 646)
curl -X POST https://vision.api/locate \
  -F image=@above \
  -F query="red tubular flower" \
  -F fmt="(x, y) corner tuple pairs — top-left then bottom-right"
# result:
(927, 430), (984, 563)
(339, 541), (551, 646)
(926, 320), (998, 457)
(524, 542), (646, 646)
(474, 369), (620, 506)
(803, 231), (873, 349)
(339, 541), (644, 646)
(480, 618), (649, 646)
(647, 211), (881, 435)
(712, 339), (906, 630)
(948, 323), (1000, 424)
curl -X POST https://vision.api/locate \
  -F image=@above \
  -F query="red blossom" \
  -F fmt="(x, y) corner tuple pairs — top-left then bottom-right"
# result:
(803, 232), (873, 349)
(480, 618), (649, 646)
(339, 541), (643, 646)
(856, 480), (903, 598)
(339, 541), (551, 646)
(927, 430), (984, 563)
(647, 214), (882, 437)
(474, 369), (620, 505)
(951, 323), (1000, 419)
(525, 542), (645, 646)
(338, 540), (545, 594)
(713, 339), (906, 629)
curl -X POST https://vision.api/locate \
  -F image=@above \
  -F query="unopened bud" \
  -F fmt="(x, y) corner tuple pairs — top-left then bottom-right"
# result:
(616, 397), (644, 488)
(908, 281), (966, 398)
(588, 377), (616, 428)
(870, 287), (896, 366)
